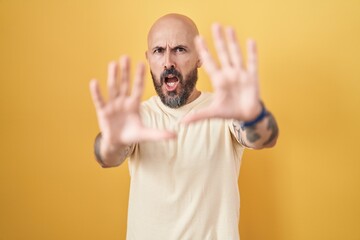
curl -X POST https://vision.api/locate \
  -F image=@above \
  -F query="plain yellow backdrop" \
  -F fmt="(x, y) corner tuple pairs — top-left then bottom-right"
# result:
(1, 0), (359, 239)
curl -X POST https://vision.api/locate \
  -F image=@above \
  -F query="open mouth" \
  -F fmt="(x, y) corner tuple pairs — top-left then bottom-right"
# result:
(164, 74), (179, 91)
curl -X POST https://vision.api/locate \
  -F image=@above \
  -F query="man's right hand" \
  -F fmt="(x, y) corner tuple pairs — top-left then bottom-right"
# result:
(89, 56), (176, 166)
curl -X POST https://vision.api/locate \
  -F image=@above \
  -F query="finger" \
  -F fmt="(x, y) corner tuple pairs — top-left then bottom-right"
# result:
(119, 55), (131, 96)
(131, 62), (145, 104)
(247, 39), (258, 76)
(181, 107), (217, 124)
(212, 23), (231, 67)
(89, 79), (105, 110)
(107, 61), (119, 100)
(140, 128), (177, 142)
(225, 27), (243, 69)
(195, 35), (218, 76)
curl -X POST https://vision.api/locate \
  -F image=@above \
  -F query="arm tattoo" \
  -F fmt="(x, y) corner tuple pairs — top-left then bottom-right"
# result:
(119, 144), (134, 161)
(233, 121), (261, 146)
(93, 132), (134, 167)
(232, 121), (248, 147)
(243, 125), (261, 143)
(262, 112), (279, 146)
(232, 118), (265, 147)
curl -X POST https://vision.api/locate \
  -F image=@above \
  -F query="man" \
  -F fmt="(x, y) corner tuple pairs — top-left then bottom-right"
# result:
(90, 13), (278, 240)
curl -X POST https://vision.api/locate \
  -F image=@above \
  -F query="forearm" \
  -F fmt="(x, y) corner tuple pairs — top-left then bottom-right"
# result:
(94, 132), (134, 168)
(233, 111), (279, 149)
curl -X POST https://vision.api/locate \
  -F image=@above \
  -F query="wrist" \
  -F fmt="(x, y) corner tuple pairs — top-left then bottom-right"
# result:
(241, 101), (267, 128)
(94, 132), (105, 164)
(100, 136), (127, 158)
(94, 133), (126, 165)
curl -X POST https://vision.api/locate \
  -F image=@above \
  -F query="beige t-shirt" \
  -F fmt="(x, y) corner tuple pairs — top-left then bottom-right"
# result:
(126, 92), (244, 240)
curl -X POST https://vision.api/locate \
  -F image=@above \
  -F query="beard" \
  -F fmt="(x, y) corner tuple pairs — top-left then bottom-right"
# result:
(151, 66), (198, 109)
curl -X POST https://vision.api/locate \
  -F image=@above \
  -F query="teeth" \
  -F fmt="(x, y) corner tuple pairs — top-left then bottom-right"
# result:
(167, 82), (176, 86)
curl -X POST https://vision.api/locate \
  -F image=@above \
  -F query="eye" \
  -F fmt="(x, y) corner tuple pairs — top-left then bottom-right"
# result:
(175, 47), (186, 53)
(153, 47), (164, 54)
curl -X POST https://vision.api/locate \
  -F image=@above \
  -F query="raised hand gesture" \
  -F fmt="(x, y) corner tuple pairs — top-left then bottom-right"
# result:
(183, 24), (262, 124)
(90, 56), (176, 166)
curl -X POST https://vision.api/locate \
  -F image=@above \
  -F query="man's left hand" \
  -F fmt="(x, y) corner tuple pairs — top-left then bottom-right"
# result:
(182, 23), (262, 123)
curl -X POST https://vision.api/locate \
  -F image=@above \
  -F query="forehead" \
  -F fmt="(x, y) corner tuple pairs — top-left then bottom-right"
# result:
(148, 19), (197, 48)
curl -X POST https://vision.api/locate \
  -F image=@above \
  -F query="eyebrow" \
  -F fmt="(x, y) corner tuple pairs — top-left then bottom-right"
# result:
(151, 45), (189, 51)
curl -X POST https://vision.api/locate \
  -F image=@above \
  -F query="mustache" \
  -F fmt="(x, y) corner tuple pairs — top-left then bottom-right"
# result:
(160, 67), (182, 83)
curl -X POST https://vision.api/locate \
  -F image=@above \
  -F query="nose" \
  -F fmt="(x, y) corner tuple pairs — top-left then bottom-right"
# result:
(164, 50), (175, 69)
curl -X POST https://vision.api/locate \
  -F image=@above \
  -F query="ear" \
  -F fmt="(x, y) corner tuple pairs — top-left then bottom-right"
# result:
(196, 57), (202, 68)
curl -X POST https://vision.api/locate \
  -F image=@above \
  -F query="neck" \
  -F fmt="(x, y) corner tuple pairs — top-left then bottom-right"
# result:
(186, 89), (201, 105)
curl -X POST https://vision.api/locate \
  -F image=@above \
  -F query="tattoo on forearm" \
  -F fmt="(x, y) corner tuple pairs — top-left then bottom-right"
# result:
(233, 111), (278, 147)
(233, 121), (261, 145)
(233, 121), (248, 147)
(93, 133), (133, 167)
(244, 125), (261, 143)
(263, 113), (279, 146)
(119, 145), (133, 160)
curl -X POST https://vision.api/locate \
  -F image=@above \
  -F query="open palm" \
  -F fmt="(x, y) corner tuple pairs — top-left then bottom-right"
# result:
(183, 24), (262, 124)
(90, 56), (175, 148)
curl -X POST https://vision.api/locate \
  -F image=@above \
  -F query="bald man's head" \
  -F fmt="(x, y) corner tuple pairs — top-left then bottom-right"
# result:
(146, 13), (201, 108)
(147, 13), (199, 48)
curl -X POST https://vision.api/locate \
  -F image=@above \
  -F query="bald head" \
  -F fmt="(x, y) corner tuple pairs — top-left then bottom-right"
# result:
(147, 13), (199, 50)
(146, 14), (202, 108)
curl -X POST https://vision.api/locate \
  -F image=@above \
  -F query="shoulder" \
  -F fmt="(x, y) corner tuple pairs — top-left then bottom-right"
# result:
(141, 96), (158, 111)
(189, 92), (214, 111)
(140, 96), (165, 118)
(198, 92), (214, 104)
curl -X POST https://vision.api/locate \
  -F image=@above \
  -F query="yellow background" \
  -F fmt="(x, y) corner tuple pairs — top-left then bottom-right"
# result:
(1, 0), (359, 239)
